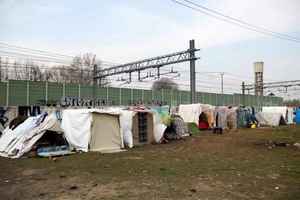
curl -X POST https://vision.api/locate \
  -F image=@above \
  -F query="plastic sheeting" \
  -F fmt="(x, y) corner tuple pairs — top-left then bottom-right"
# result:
(178, 104), (202, 124)
(214, 106), (228, 128)
(227, 107), (238, 129)
(262, 106), (292, 124)
(152, 111), (167, 143)
(0, 113), (58, 158)
(296, 108), (300, 125)
(61, 109), (92, 152)
(256, 112), (283, 127)
(201, 105), (215, 128)
(119, 110), (134, 148)
(61, 109), (124, 152)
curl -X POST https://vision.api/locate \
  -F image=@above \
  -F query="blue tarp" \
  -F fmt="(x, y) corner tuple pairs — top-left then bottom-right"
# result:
(295, 108), (300, 125)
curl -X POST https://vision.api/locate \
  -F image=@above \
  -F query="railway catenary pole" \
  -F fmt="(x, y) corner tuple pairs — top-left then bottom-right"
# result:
(189, 39), (196, 103)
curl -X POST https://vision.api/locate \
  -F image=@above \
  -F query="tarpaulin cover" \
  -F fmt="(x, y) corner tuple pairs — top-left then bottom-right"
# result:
(61, 109), (124, 152)
(262, 106), (298, 124)
(214, 106), (228, 128)
(90, 112), (122, 152)
(0, 113), (61, 158)
(119, 110), (134, 148)
(227, 107), (238, 129)
(178, 104), (202, 124)
(296, 108), (300, 125)
(61, 109), (92, 152)
(200, 104), (215, 128)
(256, 112), (283, 127)
(287, 108), (294, 124)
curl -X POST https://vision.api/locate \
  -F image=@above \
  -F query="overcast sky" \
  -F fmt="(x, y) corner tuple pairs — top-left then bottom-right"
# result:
(1, 0), (299, 96)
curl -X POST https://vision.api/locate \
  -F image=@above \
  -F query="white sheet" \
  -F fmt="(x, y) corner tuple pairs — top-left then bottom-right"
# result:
(61, 109), (92, 152)
(119, 110), (134, 148)
(256, 112), (283, 127)
(178, 104), (202, 124)
(152, 111), (167, 143)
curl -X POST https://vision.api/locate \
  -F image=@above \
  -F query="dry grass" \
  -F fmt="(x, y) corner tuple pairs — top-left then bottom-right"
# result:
(0, 126), (299, 200)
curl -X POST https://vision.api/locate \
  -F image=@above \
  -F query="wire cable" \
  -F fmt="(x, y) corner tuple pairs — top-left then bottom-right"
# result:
(171, 0), (300, 43)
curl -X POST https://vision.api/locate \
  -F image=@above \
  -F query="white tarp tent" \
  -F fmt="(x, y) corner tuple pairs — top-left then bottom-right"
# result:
(262, 106), (294, 124)
(256, 112), (285, 127)
(61, 109), (124, 153)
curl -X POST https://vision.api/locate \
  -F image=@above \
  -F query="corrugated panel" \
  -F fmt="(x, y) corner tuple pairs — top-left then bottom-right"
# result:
(143, 90), (152, 105)
(96, 87), (107, 101)
(133, 89), (143, 104)
(29, 81), (46, 105)
(108, 87), (120, 105)
(121, 88), (131, 105)
(181, 91), (190, 104)
(48, 82), (63, 103)
(80, 85), (93, 99)
(9, 80), (27, 106)
(65, 84), (79, 97)
(163, 89), (172, 105)
(153, 90), (162, 102)
(0, 82), (7, 106)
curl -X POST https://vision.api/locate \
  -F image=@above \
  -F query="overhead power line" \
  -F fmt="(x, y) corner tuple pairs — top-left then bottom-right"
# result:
(171, 0), (300, 43)
(0, 42), (75, 59)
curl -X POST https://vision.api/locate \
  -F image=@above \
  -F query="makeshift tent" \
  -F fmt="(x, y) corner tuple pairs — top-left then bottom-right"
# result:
(236, 107), (256, 128)
(226, 107), (238, 129)
(214, 106), (228, 129)
(199, 104), (215, 128)
(61, 109), (124, 153)
(262, 106), (293, 124)
(0, 112), (64, 158)
(164, 115), (189, 140)
(108, 107), (166, 147)
(256, 112), (286, 127)
(178, 104), (202, 124)
(198, 112), (209, 130)
(287, 107), (295, 124)
(296, 108), (300, 125)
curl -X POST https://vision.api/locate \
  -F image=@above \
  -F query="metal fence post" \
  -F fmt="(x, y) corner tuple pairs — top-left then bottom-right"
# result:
(119, 87), (122, 106)
(78, 84), (81, 98)
(151, 89), (154, 102)
(26, 80), (29, 106)
(131, 88), (133, 105)
(161, 89), (164, 103)
(63, 82), (66, 98)
(6, 80), (9, 107)
(45, 81), (48, 104)
(106, 86), (109, 105)
(142, 89), (144, 103)
(179, 90), (182, 104)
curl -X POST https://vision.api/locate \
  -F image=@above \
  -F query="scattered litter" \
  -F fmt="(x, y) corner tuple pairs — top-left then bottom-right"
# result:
(69, 186), (78, 190)
(189, 189), (197, 193)
(294, 143), (300, 149)
(275, 186), (280, 190)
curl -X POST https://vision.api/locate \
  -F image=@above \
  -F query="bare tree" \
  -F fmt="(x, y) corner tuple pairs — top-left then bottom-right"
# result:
(152, 77), (178, 91)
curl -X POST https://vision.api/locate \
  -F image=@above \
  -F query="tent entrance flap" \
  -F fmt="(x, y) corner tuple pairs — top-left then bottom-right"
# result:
(90, 113), (122, 152)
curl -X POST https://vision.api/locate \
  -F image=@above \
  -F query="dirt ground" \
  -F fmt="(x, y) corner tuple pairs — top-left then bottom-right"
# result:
(0, 126), (299, 200)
